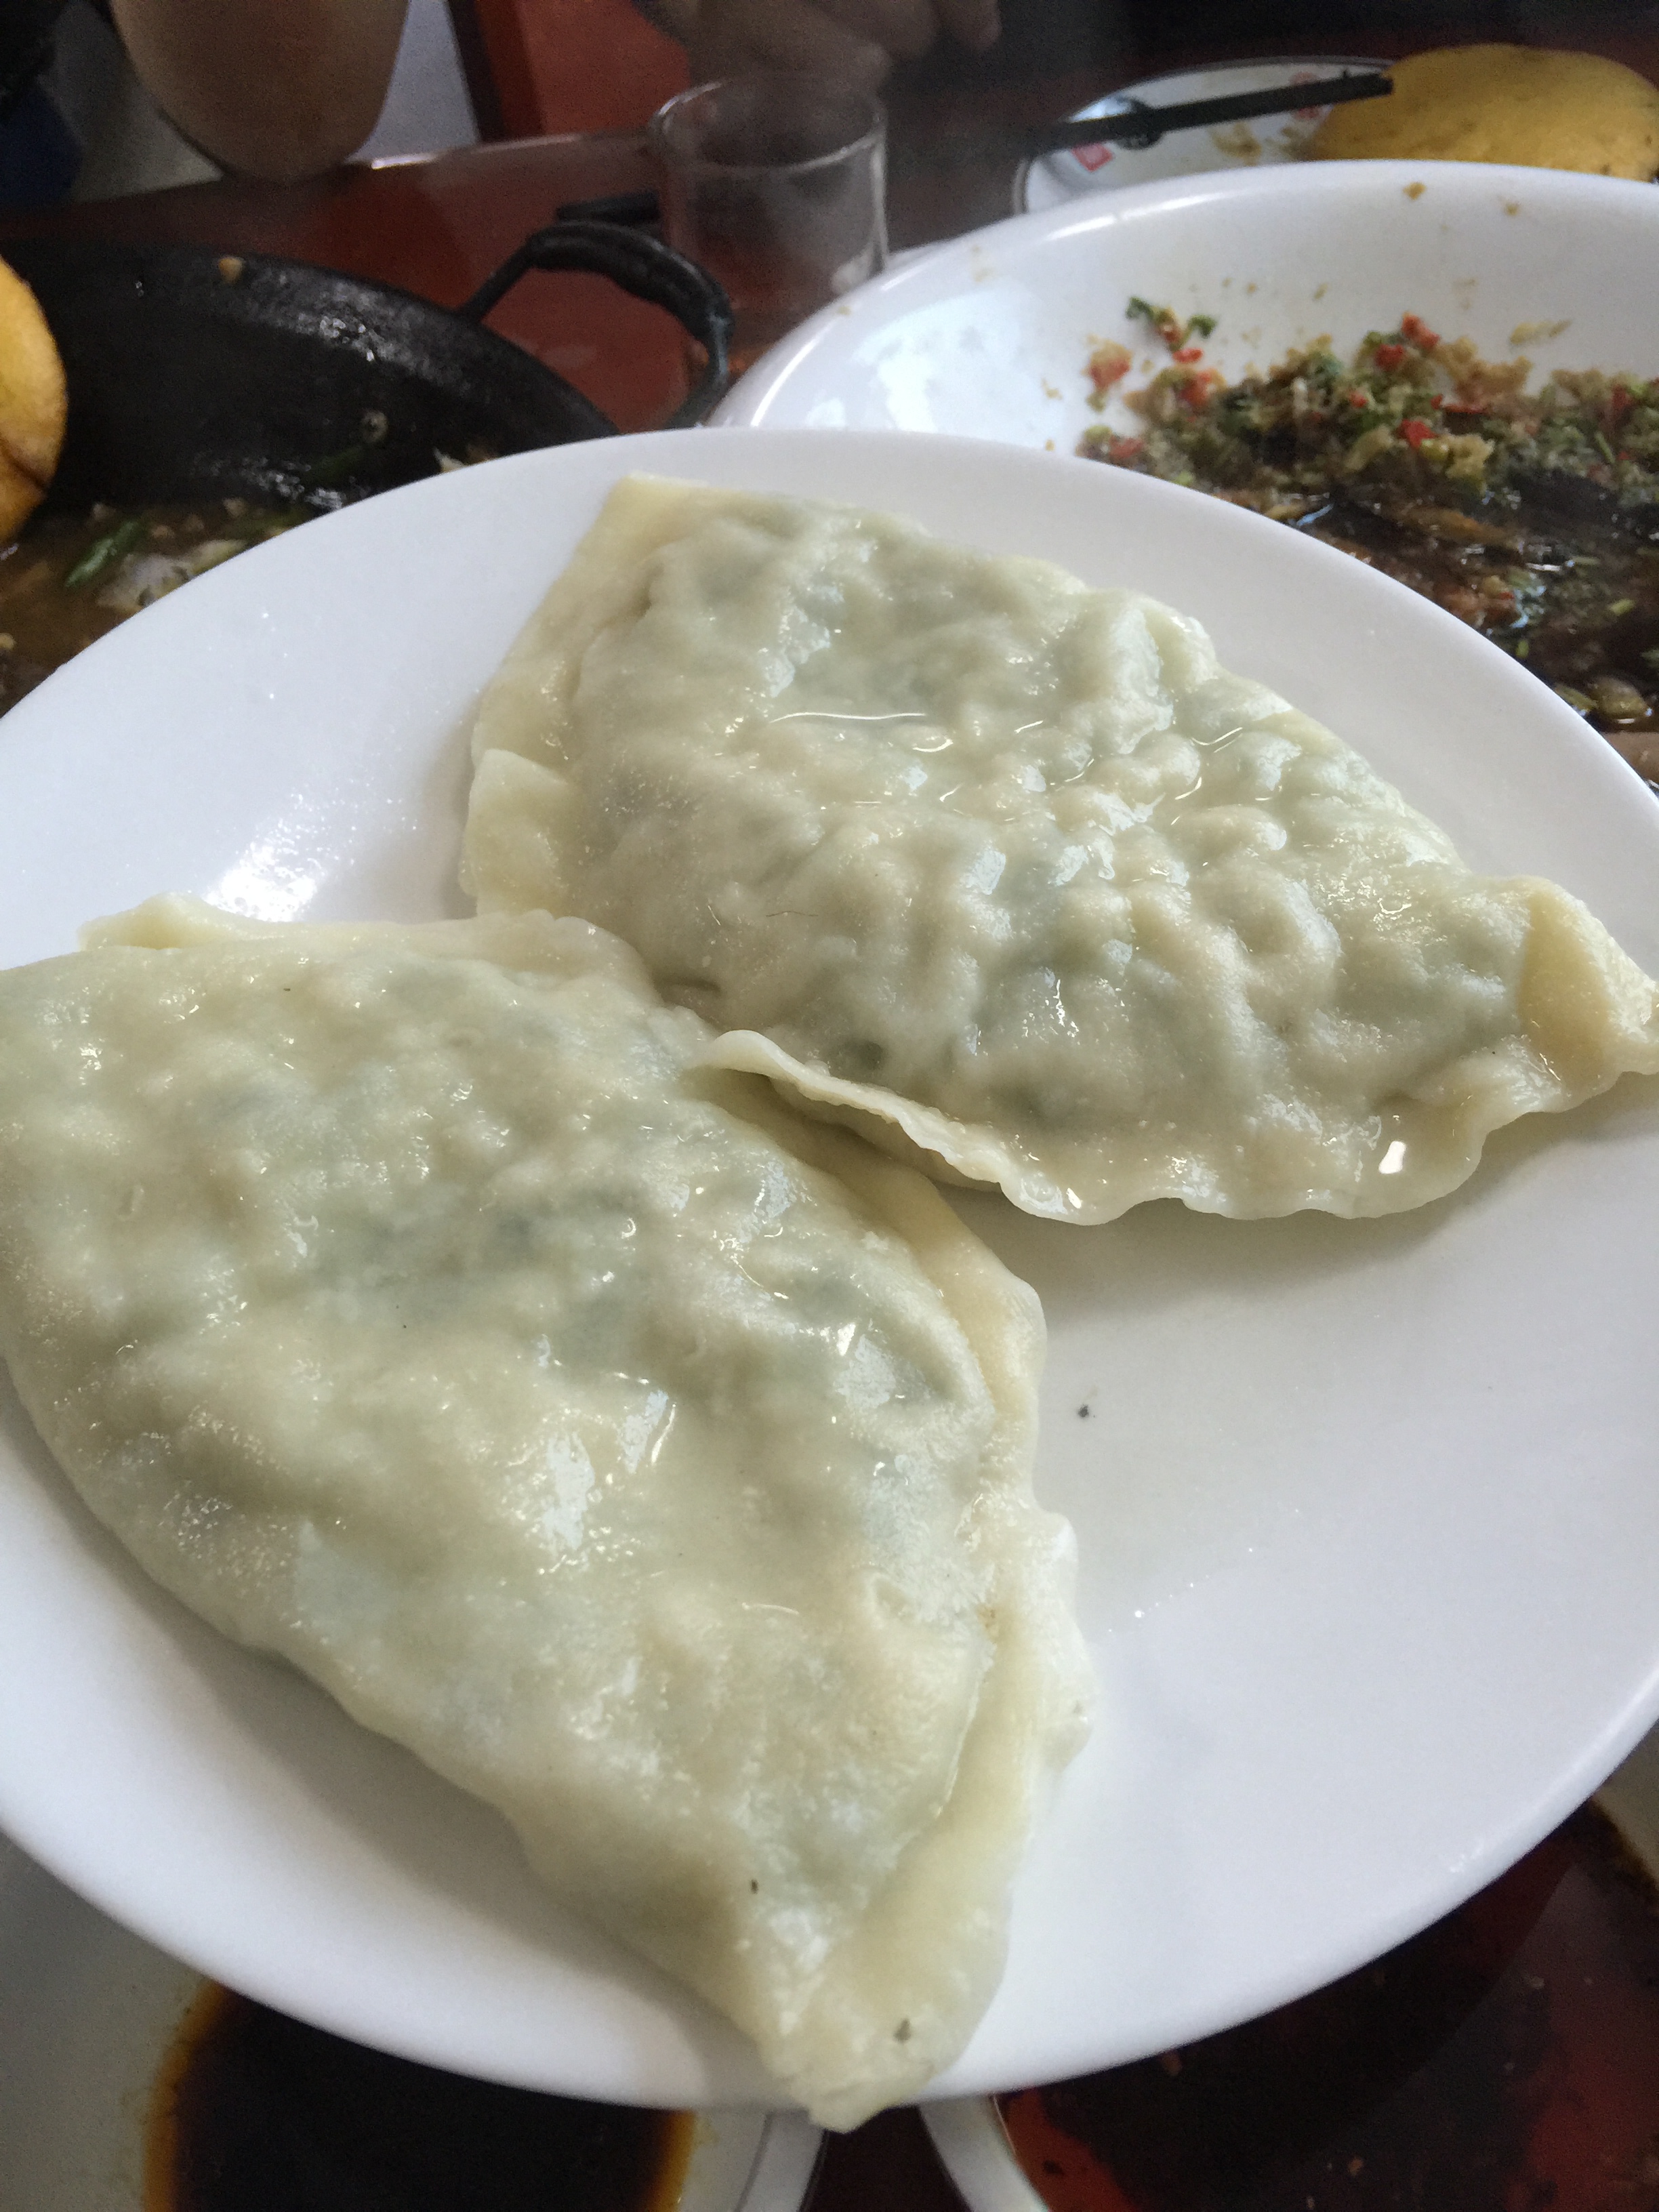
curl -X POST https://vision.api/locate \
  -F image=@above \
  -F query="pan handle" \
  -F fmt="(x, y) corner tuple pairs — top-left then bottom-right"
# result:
(457, 222), (733, 430)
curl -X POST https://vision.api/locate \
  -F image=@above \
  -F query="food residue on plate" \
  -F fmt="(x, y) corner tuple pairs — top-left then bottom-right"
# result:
(1081, 302), (1659, 778)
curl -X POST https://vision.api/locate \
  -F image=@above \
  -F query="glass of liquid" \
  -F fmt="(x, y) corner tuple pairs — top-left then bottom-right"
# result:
(651, 74), (887, 380)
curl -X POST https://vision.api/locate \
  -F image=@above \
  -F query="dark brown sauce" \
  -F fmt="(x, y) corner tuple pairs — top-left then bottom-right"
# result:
(145, 1984), (695, 2212)
(1282, 487), (1659, 782)
(1000, 1803), (1659, 2212)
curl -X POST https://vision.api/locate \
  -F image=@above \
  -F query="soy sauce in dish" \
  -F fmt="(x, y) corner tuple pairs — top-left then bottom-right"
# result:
(999, 1802), (1659, 2212)
(145, 1983), (695, 2212)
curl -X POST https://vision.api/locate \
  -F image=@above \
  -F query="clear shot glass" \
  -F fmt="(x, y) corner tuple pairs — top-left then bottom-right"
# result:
(651, 75), (888, 377)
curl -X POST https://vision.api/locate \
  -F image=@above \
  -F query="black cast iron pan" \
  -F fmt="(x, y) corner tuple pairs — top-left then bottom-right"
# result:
(1, 223), (733, 515)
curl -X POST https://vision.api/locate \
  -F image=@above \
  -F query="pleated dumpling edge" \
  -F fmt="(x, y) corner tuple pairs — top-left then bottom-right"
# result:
(461, 475), (1659, 1224)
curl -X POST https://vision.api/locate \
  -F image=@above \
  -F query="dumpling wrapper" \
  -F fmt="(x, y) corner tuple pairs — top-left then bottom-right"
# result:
(0, 897), (1090, 2129)
(462, 476), (1659, 1223)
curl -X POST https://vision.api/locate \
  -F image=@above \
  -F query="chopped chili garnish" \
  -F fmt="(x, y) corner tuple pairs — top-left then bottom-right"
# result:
(1080, 306), (1659, 768)
(1086, 340), (1132, 395)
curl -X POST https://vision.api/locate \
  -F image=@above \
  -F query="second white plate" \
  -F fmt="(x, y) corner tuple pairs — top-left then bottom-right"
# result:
(716, 162), (1659, 476)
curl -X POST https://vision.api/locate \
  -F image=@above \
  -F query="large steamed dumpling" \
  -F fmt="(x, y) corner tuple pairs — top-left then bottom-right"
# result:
(0, 897), (1089, 2129)
(463, 476), (1659, 1223)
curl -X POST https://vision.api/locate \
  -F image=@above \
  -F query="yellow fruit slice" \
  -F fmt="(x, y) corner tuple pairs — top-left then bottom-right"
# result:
(1309, 45), (1659, 180)
(0, 255), (66, 543)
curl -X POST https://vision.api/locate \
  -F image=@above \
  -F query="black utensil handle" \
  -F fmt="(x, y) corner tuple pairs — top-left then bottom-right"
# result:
(1010, 70), (1393, 159)
(458, 222), (733, 430)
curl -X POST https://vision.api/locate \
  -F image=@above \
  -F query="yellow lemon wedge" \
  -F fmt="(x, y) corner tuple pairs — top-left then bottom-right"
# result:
(0, 255), (66, 541)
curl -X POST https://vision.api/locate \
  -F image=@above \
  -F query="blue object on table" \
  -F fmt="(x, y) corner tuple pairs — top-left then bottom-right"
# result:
(0, 81), (80, 209)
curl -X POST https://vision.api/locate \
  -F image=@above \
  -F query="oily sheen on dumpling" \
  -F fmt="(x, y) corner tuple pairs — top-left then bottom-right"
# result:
(462, 476), (1659, 1223)
(0, 897), (1090, 2129)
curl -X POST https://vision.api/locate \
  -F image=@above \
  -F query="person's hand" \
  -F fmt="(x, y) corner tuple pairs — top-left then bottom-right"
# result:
(653, 0), (1001, 89)
(108, 0), (407, 182)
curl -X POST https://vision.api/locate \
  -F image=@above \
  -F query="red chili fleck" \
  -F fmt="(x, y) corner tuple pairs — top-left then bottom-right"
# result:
(1399, 417), (1435, 449)
(1107, 434), (1146, 463)
(1400, 313), (1440, 349)
(1177, 371), (1219, 408)
(1086, 341), (1132, 393)
(1347, 389), (1369, 409)
(1607, 384), (1635, 431)
(1373, 342), (1408, 372)
(1172, 345), (1204, 363)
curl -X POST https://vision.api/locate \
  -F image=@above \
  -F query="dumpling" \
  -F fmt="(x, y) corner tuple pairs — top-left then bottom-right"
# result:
(0, 896), (1090, 2129)
(462, 476), (1659, 1223)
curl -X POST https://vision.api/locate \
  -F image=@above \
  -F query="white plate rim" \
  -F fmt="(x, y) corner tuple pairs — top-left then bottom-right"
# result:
(714, 158), (1659, 441)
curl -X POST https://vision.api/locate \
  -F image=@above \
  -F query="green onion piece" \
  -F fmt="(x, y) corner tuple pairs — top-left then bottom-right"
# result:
(63, 515), (147, 591)
(1610, 598), (1636, 617)
(302, 443), (367, 488)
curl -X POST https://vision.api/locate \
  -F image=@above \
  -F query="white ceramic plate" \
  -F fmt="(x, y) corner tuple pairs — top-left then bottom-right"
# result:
(1019, 57), (1386, 213)
(716, 161), (1659, 473)
(2, 427), (1659, 2112)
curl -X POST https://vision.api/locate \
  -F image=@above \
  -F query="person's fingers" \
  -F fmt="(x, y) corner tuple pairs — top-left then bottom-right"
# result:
(810, 0), (940, 62)
(671, 0), (998, 87)
(688, 0), (891, 87)
(932, 0), (1001, 52)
